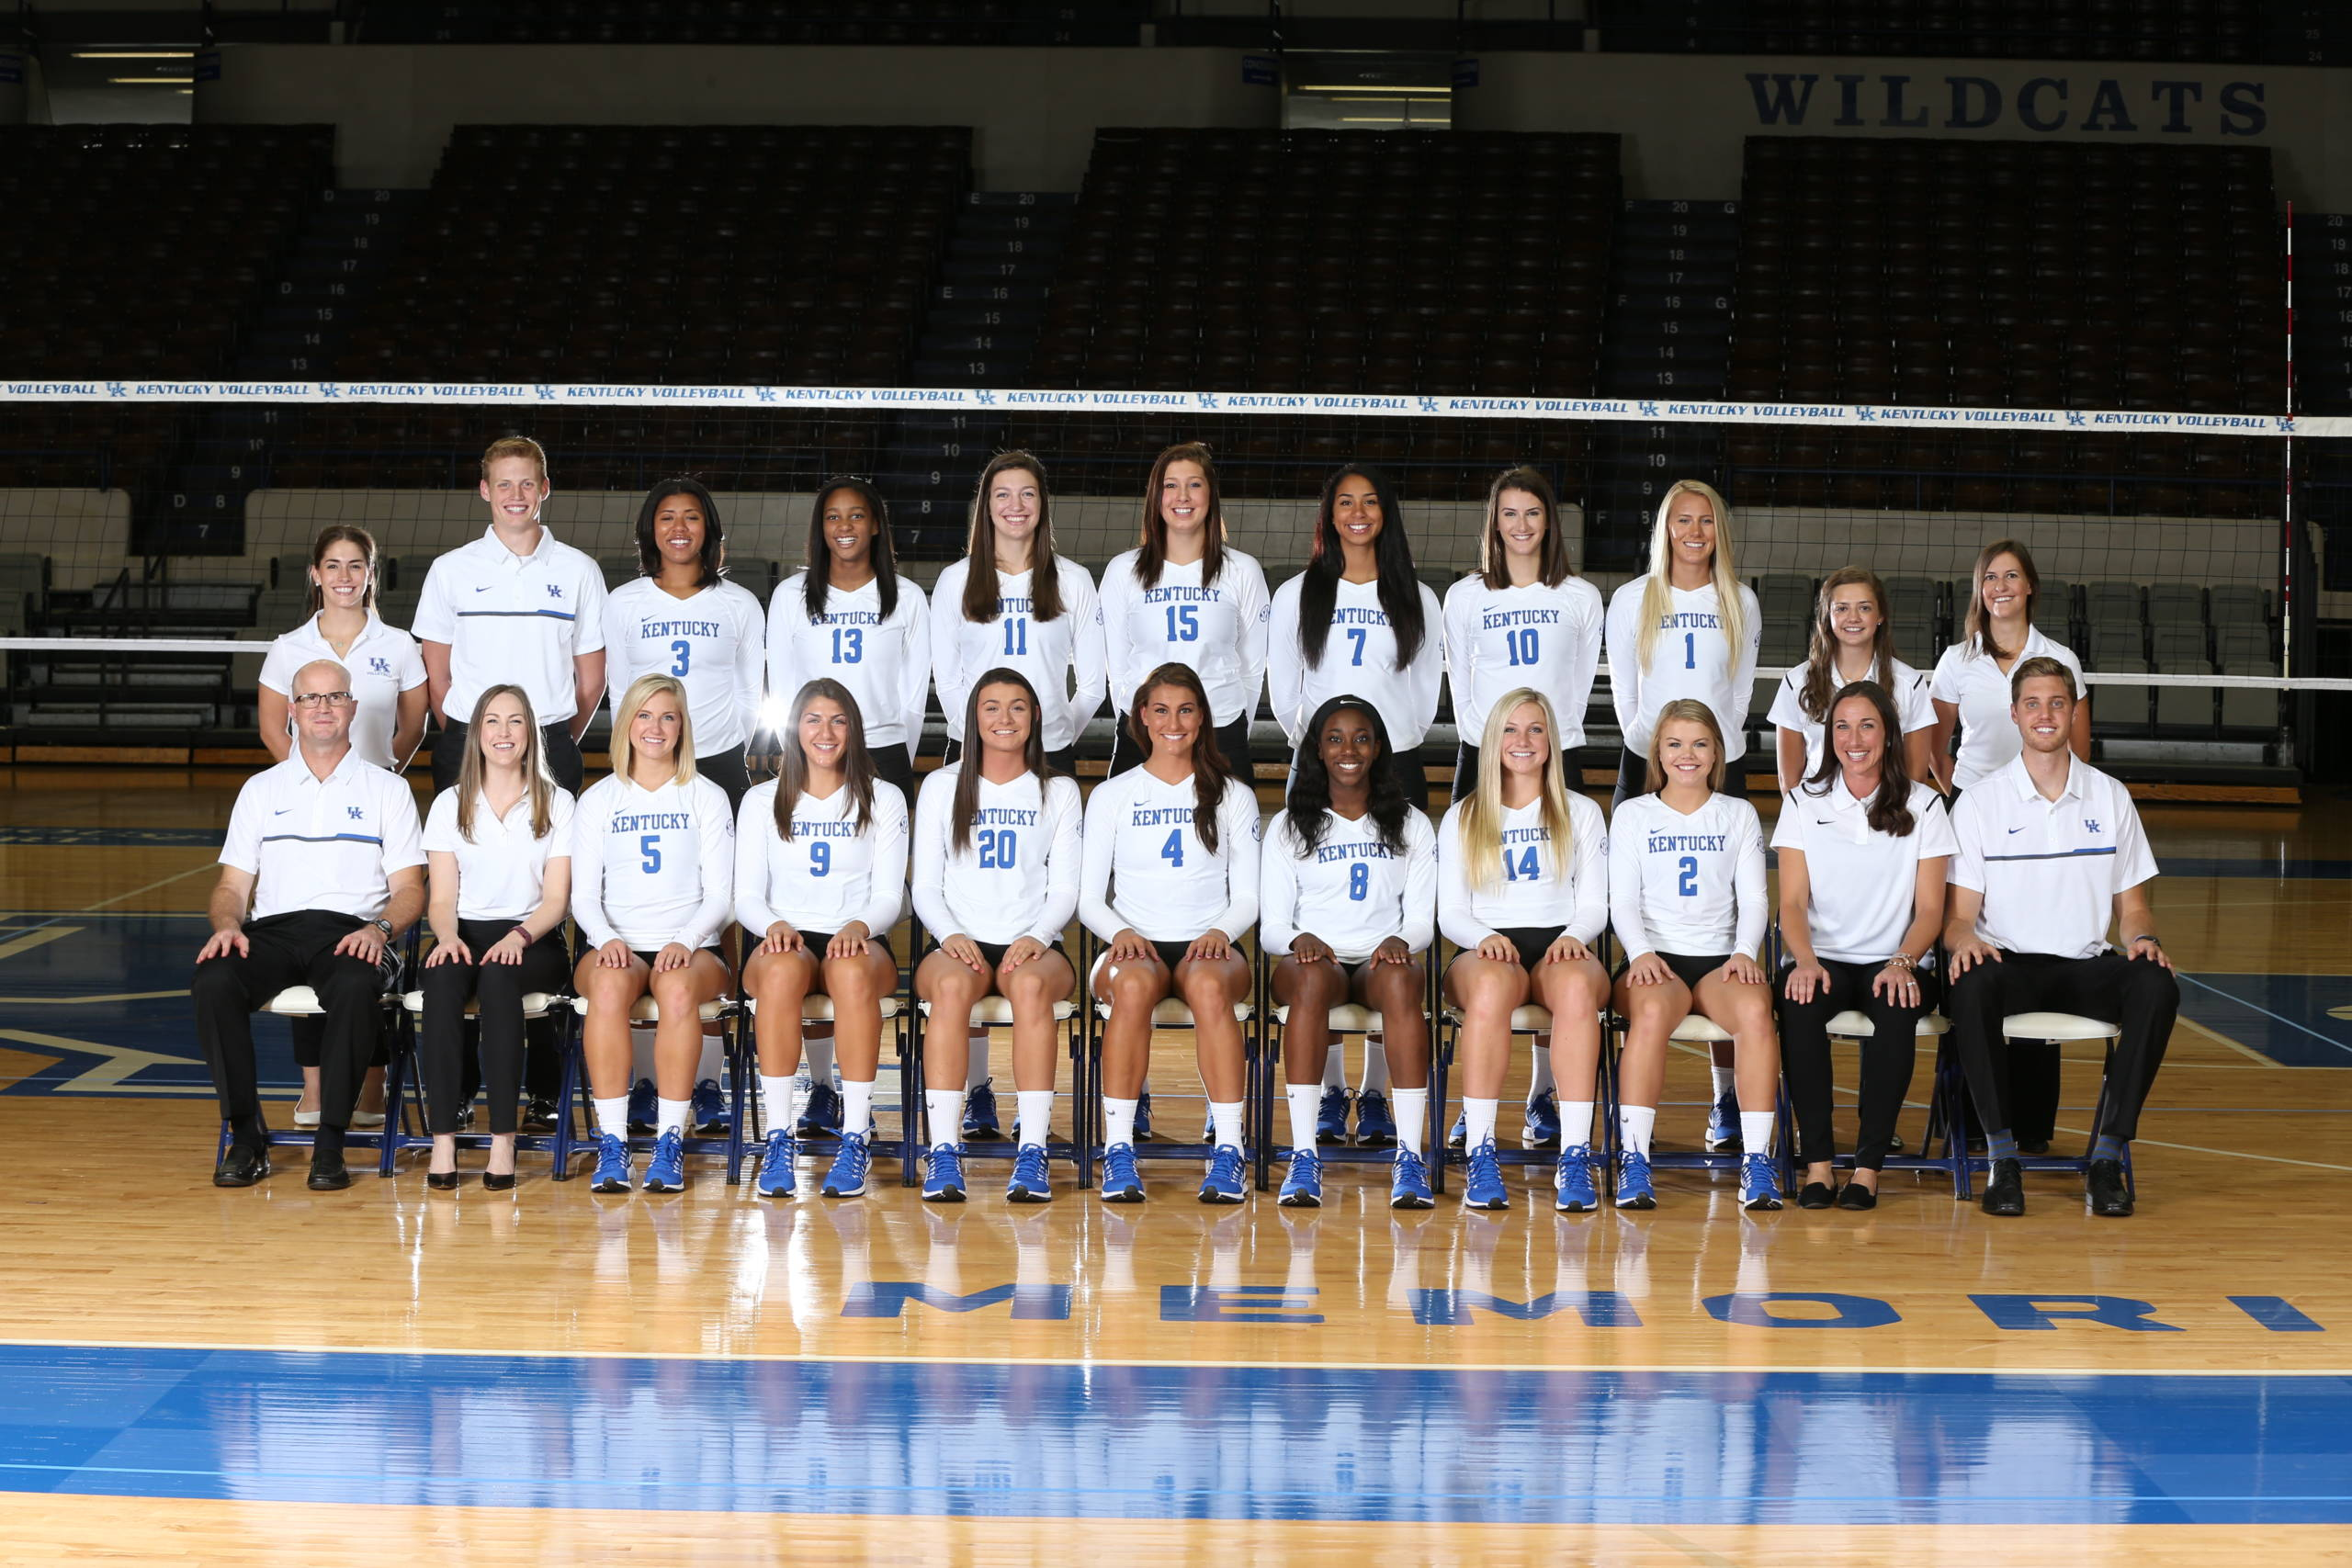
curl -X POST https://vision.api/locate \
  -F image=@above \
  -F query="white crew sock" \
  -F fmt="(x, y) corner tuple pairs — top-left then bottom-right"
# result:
(803, 1024), (839, 1089)
(1392, 1087), (1428, 1156)
(1103, 1097), (1139, 1149)
(1620, 1104), (1657, 1157)
(594, 1096), (629, 1140)
(1321, 1046), (1346, 1090)
(695, 1036), (723, 1088)
(1710, 1063), (1736, 1104)
(1209, 1100), (1245, 1151)
(761, 1075), (798, 1138)
(1016, 1089), (1055, 1149)
(1286, 1084), (1321, 1153)
(1464, 1097), (1500, 1149)
(966, 1034), (991, 1090)
(1361, 1038), (1391, 1094)
(842, 1079), (875, 1136)
(656, 1097), (691, 1137)
(1528, 1040), (1555, 1100)
(1740, 1110), (1776, 1155)
(925, 1089), (966, 1149)
(1560, 1100), (1596, 1149)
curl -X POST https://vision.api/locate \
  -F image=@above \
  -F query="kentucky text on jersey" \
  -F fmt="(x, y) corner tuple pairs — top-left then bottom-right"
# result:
(808, 609), (884, 626)
(611, 811), (695, 832)
(1647, 830), (1730, 852)
(1128, 806), (1199, 827)
(638, 620), (723, 639)
(788, 818), (863, 839)
(1331, 606), (1392, 626)
(994, 596), (1034, 615)
(1480, 607), (1564, 629)
(1499, 825), (1551, 846)
(972, 806), (1041, 828)
(1659, 610), (1723, 629)
(1316, 840), (1397, 863)
(1142, 585), (1223, 604)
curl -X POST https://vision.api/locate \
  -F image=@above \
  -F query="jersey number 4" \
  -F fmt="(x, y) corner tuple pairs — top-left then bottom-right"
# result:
(1160, 829), (1184, 867)
(978, 828), (1018, 869)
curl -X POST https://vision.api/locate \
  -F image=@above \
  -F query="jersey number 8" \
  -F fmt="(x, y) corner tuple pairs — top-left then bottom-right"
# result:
(1347, 862), (1369, 901)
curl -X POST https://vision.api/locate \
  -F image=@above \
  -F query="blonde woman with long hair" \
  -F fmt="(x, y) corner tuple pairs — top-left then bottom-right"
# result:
(1437, 689), (1609, 1213)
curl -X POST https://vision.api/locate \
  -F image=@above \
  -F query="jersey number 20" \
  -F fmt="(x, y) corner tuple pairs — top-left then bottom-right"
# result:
(978, 828), (1018, 869)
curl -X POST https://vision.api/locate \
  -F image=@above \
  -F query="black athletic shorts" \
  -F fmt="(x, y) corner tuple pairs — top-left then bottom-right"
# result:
(1492, 925), (1568, 972)
(972, 938), (1065, 970)
(791, 930), (894, 959)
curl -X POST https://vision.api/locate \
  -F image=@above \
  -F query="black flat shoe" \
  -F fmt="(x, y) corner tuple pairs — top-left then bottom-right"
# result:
(425, 1170), (463, 1191)
(1981, 1157), (2025, 1216)
(2086, 1157), (2134, 1217)
(308, 1152), (353, 1191)
(2018, 1136), (2051, 1156)
(1796, 1181), (1835, 1210)
(213, 1145), (271, 1188)
(1836, 1182), (1878, 1211)
(520, 1097), (560, 1134)
(481, 1171), (517, 1192)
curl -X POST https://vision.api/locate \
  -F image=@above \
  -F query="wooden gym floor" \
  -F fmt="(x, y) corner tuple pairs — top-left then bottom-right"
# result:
(0, 765), (2347, 1564)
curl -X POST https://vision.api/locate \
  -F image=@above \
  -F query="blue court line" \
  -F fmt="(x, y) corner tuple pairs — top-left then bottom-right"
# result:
(2178, 973), (2352, 1062)
(0, 1345), (2346, 1525)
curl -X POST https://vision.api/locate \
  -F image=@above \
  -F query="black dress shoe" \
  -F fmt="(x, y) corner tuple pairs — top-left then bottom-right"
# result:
(481, 1171), (517, 1192)
(1981, 1157), (2025, 1216)
(425, 1170), (463, 1191)
(520, 1097), (560, 1134)
(2018, 1136), (2051, 1156)
(213, 1145), (271, 1188)
(308, 1151), (354, 1191)
(1796, 1180), (1835, 1210)
(2086, 1157), (2134, 1216)
(1836, 1182), (1878, 1211)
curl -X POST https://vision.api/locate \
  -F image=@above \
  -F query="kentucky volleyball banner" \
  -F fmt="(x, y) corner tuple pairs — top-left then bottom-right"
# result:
(0, 379), (2322, 438)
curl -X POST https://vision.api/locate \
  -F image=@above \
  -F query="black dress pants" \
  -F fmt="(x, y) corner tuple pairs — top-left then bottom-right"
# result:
(1779, 960), (1939, 1170)
(192, 909), (394, 1146)
(418, 919), (571, 1135)
(1944, 949), (2179, 1144)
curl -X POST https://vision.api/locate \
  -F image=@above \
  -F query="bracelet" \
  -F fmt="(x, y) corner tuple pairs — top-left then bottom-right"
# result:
(513, 923), (535, 944)
(2132, 934), (2161, 947)
(1884, 952), (1917, 972)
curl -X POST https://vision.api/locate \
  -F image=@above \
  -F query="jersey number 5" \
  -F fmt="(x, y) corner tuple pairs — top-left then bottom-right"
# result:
(640, 834), (662, 874)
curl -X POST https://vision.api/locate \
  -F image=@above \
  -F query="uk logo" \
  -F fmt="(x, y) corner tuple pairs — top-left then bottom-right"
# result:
(1639, 400), (1659, 416)
(321, 382), (342, 399)
(755, 387), (776, 402)
(547, 583), (564, 600)
(1856, 405), (1877, 422)
(2066, 411), (2086, 426)
(368, 656), (390, 675)
(972, 389), (997, 405)
(347, 806), (366, 821)
(1418, 396), (1440, 413)
(2084, 818), (2102, 834)
(1196, 391), (1220, 410)
(107, 381), (127, 398)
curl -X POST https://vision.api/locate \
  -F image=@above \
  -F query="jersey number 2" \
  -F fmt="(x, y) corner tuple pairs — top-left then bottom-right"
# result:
(1676, 854), (1698, 897)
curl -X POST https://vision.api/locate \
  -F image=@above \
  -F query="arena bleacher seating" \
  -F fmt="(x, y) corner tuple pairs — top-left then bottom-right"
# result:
(359, 0), (1146, 46)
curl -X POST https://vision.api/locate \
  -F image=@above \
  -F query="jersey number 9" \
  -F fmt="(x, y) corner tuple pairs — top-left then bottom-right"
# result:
(809, 841), (831, 877)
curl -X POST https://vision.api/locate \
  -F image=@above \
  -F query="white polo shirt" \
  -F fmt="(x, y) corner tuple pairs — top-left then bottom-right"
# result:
(422, 785), (576, 922)
(258, 612), (428, 772)
(1771, 779), (1955, 964)
(602, 576), (766, 755)
(1765, 657), (1936, 781)
(413, 526), (609, 725)
(220, 750), (425, 923)
(1928, 626), (2086, 791)
(1949, 754), (2157, 961)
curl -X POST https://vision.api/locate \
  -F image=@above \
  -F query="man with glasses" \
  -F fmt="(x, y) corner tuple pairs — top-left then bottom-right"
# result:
(195, 659), (425, 1190)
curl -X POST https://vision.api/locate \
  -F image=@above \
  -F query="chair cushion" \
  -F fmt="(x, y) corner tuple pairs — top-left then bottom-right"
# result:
(918, 997), (1078, 1024)
(1668, 1013), (1736, 1043)
(1826, 1010), (1951, 1038)
(1441, 1005), (1558, 1032)
(2002, 1010), (2120, 1042)
(752, 995), (901, 1021)
(402, 989), (559, 1018)
(568, 995), (734, 1023)
(1092, 998), (1254, 1025)
(1272, 1003), (1383, 1032)
(261, 987), (325, 1016)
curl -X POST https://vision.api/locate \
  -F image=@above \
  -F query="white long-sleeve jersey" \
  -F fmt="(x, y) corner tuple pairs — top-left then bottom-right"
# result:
(1079, 767), (1262, 945)
(1259, 806), (1437, 963)
(601, 577), (766, 755)
(1607, 790), (1767, 961)
(1604, 576), (1763, 761)
(911, 765), (1083, 946)
(1442, 574), (1605, 750)
(930, 557), (1106, 754)
(570, 772), (736, 952)
(733, 778), (908, 940)
(1265, 573), (1445, 752)
(1436, 793), (1611, 951)
(1097, 547), (1272, 728)
(766, 573), (932, 752)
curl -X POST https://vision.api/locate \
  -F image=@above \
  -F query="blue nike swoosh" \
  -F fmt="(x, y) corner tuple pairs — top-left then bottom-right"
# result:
(2007, 827), (2026, 834)
(273, 808), (291, 816)
(474, 586), (493, 593)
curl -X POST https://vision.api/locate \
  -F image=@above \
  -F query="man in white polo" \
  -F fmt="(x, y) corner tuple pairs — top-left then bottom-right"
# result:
(1943, 655), (2178, 1219)
(414, 434), (607, 794)
(196, 658), (426, 1190)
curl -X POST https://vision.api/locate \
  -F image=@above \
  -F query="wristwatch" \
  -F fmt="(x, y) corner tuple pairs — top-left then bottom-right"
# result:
(370, 919), (394, 939)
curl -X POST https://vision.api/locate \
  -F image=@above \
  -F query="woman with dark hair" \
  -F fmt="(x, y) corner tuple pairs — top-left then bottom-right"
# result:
(1261, 694), (1439, 1213)
(1079, 663), (1262, 1205)
(418, 682), (574, 1190)
(1775, 680), (1953, 1211)
(1265, 467), (1443, 808)
(602, 478), (765, 809)
(736, 679), (909, 1201)
(1607, 698), (1779, 1213)
(768, 478), (931, 802)
(1928, 537), (2087, 794)
(1440, 466), (1603, 804)
(930, 452), (1106, 779)
(910, 667), (1084, 1204)
(1098, 443), (1271, 777)
(1768, 566), (1936, 793)
(257, 523), (425, 1132)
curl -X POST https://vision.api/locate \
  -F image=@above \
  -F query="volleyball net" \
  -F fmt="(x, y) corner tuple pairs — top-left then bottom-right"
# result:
(0, 379), (2345, 766)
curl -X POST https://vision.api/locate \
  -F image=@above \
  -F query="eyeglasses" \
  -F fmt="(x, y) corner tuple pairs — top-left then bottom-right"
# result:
(290, 692), (355, 709)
